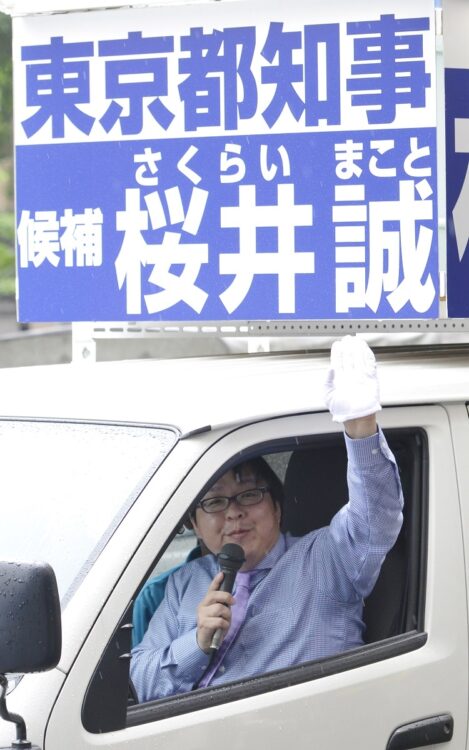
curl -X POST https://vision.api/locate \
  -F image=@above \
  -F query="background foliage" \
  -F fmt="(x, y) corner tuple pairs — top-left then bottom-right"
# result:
(0, 13), (12, 162)
(0, 12), (14, 296)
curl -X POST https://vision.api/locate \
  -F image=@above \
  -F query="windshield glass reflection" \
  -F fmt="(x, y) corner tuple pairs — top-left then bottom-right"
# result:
(0, 420), (176, 607)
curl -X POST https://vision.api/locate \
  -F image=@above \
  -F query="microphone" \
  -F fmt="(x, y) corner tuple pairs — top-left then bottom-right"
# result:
(210, 543), (245, 651)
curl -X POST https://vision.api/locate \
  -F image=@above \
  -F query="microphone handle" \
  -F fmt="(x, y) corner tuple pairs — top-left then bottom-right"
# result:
(218, 569), (237, 593)
(210, 569), (237, 650)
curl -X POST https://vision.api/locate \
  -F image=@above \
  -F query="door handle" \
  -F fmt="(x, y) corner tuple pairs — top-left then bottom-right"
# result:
(386, 714), (453, 750)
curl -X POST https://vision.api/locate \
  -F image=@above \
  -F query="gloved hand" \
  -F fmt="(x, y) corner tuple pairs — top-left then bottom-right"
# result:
(324, 335), (381, 423)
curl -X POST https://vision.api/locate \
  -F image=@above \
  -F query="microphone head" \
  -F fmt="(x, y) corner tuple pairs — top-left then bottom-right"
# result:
(217, 543), (246, 574)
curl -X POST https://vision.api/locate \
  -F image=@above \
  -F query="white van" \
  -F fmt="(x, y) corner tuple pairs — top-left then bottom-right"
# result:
(0, 344), (468, 750)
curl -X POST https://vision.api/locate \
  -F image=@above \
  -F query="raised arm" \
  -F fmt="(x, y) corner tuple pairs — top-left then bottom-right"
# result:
(321, 336), (403, 600)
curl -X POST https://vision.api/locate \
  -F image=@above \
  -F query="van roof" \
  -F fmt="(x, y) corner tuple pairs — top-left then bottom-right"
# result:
(0, 345), (467, 434)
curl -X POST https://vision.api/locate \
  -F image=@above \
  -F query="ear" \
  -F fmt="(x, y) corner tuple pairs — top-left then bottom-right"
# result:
(190, 511), (201, 539)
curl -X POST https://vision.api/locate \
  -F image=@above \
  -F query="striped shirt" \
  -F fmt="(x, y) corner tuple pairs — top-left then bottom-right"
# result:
(131, 428), (403, 702)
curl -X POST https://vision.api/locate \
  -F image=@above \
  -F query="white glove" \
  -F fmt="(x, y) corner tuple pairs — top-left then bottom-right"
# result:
(324, 335), (381, 423)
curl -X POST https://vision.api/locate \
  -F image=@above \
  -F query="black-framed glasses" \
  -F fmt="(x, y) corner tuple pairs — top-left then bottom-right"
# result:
(197, 486), (271, 514)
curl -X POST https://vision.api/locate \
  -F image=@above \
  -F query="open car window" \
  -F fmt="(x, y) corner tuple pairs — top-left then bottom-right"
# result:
(83, 426), (427, 732)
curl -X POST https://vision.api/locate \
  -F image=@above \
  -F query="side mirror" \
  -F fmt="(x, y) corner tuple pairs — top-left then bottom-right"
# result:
(0, 561), (61, 674)
(0, 561), (61, 750)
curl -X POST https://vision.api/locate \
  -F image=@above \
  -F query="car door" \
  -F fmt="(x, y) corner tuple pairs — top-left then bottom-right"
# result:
(45, 407), (468, 750)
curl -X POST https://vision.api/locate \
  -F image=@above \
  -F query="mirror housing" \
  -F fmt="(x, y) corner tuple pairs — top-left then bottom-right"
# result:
(0, 561), (61, 674)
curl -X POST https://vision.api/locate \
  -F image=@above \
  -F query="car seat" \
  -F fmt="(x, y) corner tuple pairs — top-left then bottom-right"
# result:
(281, 434), (410, 643)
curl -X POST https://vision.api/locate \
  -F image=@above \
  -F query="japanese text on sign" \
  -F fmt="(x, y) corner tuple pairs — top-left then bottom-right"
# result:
(20, 14), (431, 140)
(14, 1), (438, 322)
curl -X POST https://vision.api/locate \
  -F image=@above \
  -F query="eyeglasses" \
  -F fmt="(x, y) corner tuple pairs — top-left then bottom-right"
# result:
(197, 486), (271, 514)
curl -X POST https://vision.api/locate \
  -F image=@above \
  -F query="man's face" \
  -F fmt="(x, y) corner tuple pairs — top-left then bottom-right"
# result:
(191, 465), (281, 571)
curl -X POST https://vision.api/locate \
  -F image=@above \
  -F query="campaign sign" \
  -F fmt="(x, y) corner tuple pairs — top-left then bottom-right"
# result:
(446, 68), (469, 317)
(13, 0), (438, 322)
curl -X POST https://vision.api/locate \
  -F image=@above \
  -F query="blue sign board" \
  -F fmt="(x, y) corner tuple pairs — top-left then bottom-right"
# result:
(13, 1), (439, 322)
(446, 67), (469, 317)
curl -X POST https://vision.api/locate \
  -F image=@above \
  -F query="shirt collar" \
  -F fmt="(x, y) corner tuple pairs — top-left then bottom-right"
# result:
(205, 533), (287, 579)
(250, 532), (287, 573)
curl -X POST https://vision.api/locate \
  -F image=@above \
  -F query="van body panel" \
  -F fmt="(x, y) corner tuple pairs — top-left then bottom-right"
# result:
(38, 405), (468, 750)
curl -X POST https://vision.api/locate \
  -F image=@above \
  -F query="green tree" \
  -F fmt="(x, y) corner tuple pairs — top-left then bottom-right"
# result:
(0, 12), (14, 296)
(0, 211), (14, 295)
(0, 13), (12, 162)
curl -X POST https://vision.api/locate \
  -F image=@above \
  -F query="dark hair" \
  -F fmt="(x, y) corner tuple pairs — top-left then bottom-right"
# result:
(238, 456), (284, 515)
(186, 456), (284, 525)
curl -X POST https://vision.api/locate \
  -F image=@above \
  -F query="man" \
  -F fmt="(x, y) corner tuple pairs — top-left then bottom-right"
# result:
(131, 336), (404, 702)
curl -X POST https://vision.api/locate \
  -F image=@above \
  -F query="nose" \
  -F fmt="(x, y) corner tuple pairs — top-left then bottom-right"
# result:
(225, 498), (247, 518)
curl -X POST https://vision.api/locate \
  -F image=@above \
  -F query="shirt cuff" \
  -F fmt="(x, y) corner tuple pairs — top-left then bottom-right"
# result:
(344, 426), (396, 466)
(165, 628), (211, 684)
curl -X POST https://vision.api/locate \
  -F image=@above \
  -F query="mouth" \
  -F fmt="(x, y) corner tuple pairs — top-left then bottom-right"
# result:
(225, 528), (251, 541)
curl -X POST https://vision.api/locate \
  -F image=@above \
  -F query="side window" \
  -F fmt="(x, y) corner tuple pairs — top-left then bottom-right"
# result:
(82, 427), (426, 732)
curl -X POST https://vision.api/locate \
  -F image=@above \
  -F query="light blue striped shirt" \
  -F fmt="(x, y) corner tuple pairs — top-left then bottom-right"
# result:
(131, 428), (403, 702)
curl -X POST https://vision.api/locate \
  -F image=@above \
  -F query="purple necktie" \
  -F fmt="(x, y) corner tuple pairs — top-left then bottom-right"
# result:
(199, 571), (252, 688)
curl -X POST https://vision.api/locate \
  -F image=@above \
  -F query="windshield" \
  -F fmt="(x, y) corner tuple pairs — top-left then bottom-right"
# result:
(0, 419), (176, 607)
